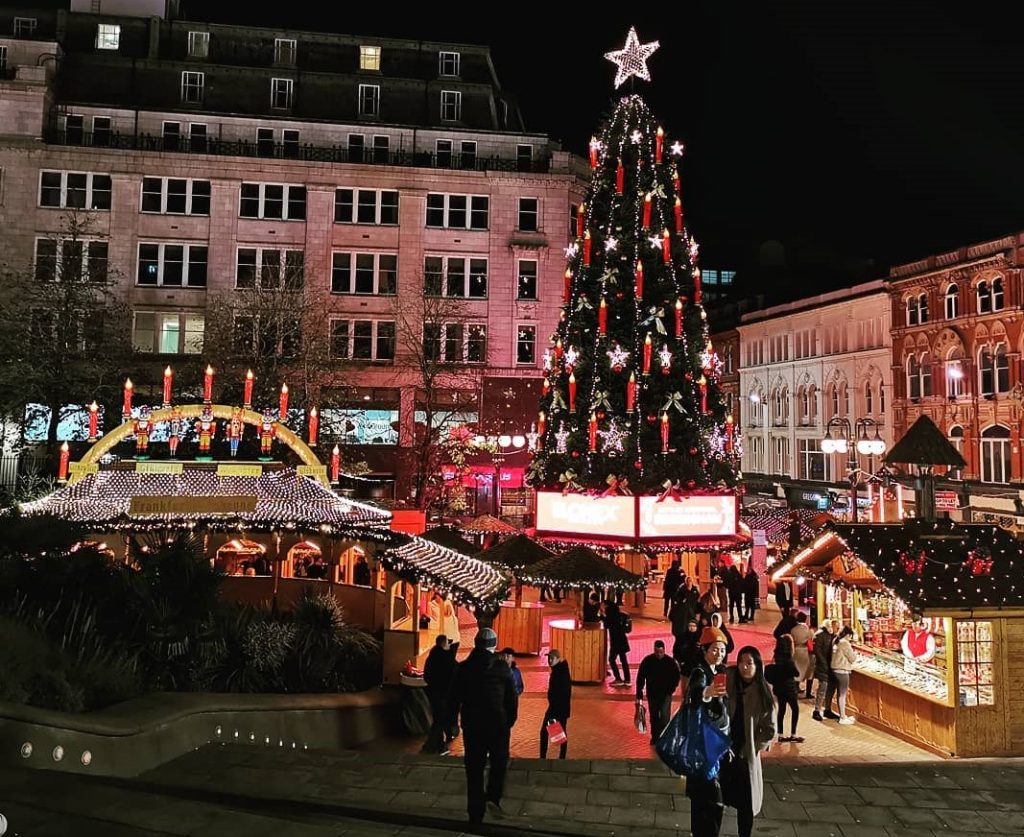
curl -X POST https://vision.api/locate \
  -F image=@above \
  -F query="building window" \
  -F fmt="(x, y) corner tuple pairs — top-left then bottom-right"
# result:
(347, 134), (364, 163)
(438, 51), (460, 77)
(162, 121), (181, 151)
(232, 314), (302, 359)
(39, 171), (111, 210)
(274, 38), (296, 66)
(235, 248), (304, 290)
(979, 343), (1009, 396)
(181, 71), (204, 103)
(879, 381), (885, 414)
(187, 123), (207, 153)
(946, 351), (964, 398)
(360, 45), (381, 71)
(992, 277), (1005, 311)
(187, 31), (209, 58)
(945, 283), (959, 319)
(13, 17), (37, 38)
(425, 193), (488, 230)
(330, 252), (397, 295)
(517, 144), (533, 172)
(771, 436), (789, 475)
(372, 135), (389, 164)
(569, 204), (578, 239)
(329, 319), (395, 361)
(440, 90), (462, 121)
(137, 243), (208, 288)
(423, 256), (487, 298)
(948, 426), (964, 480)
(918, 293), (929, 323)
(906, 296), (919, 326)
(91, 116), (111, 147)
(798, 438), (829, 482)
(864, 382), (873, 415)
(333, 188), (399, 225)
(358, 84), (380, 117)
(95, 23), (120, 50)
(771, 387), (788, 425)
(518, 197), (539, 232)
(282, 129), (300, 158)
(270, 77), (294, 110)
(0, 45), (7, 71)
(977, 281), (991, 314)
(424, 322), (487, 363)
(981, 426), (1011, 484)
(239, 182), (306, 220)
(459, 140), (477, 170)
(34, 238), (108, 283)
(516, 325), (536, 365)
(435, 139), (453, 168)
(907, 355), (932, 399)
(517, 259), (538, 300)
(133, 311), (204, 354)
(141, 177), (211, 215)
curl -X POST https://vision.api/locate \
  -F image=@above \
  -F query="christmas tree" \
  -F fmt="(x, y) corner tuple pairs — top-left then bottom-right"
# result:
(528, 38), (741, 497)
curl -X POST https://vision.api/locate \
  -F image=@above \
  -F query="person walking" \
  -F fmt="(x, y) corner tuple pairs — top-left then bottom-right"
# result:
(726, 563), (744, 623)
(710, 612), (736, 661)
(811, 620), (837, 720)
(674, 618), (702, 674)
(662, 559), (682, 619)
(603, 599), (631, 686)
(831, 626), (857, 725)
(636, 639), (680, 744)
(766, 635), (802, 742)
(720, 646), (776, 837)
(788, 611), (813, 696)
(450, 628), (519, 824)
(742, 564), (759, 623)
(500, 647), (524, 695)
(540, 649), (571, 758)
(422, 635), (457, 754)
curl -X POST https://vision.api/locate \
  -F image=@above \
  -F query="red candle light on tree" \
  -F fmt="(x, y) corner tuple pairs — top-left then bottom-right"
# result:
(279, 383), (289, 420)
(58, 441), (70, 482)
(161, 366), (173, 407)
(243, 369), (254, 409)
(643, 192), (652, 228)
(616, 160), (624, 194)
(330, 444), (341, 483)
(634, 261), (644, 300)
(563, 269), (572, 304)
(693, 268), (703, 304)
(626, 372), (637, 412)
(725, 415), (734, 452)
(675, 298), (684, 338)
(555, 338), (564, 359)
(122, 378), (133, 419)
(662, 228), (671, 264)
(308, 406), (319, 447)
(537, 410), (546, 438)
(588, 412), (598, 452)
(568, 372), (577, 411)
(656, 126), (664, 163)
(598, 297), (608, 335)
(672, 168), (681, 196)
(660, 412), (670, 453)
(589, 137), (599, 169)
(583, 231), (592, 266)
(203, 365), (214, 403)
(643, 334), (652, 375)
(699, 375), (708, 413)
(542, 378), (550, 397)
(577, 202), (585, 237)
(674, 197), (683, 233)
(88, 401), (99, 442)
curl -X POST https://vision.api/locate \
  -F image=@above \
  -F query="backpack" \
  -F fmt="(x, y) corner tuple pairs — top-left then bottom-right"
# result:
(621, 612), (633, 634)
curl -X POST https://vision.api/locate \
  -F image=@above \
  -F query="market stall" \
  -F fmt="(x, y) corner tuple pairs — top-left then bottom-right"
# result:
(774, 519), (1024, 757)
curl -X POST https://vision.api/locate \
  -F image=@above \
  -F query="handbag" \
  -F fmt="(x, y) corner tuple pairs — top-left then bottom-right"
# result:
(545, 720), (567, 745)
(655, 703), (731, 781)
(634, 702), (648, 734)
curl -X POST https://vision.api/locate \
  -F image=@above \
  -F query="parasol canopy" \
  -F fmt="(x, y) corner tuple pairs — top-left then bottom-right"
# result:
(475, 533), (556, 572)
(460, 514), (519, 535)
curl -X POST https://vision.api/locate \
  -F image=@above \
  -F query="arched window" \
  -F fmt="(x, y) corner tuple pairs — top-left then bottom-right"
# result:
(981, 425), (1011, 484)
(879, 381), (885, 414)
(830, 384), (840, 418)
(992, 277), (1005, 311)
(977, 280), (991, 314)
(947, 425), (964, 480)
(944, 283), (959, 319)
(865, 381), (873, 415)
(906, 296), (919, 326)
(798, 386), (809, 425)
(979, 343), (1010, 396)
(920, 352), (932, 397)
(946, 349), (964, 398)
(907, 355), (921, 399)
(918, 293), (929, 323)
(842, 383), (850, 416)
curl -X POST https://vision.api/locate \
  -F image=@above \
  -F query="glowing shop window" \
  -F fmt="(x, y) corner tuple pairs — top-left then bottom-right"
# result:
(956, 620), (994, 706)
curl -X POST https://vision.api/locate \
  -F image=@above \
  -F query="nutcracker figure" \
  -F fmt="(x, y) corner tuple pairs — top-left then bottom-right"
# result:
(259, 408), (276, 460)
(134, 406), (153, 458)
(168, 407), (183, 458)
(196, 405), (216, 459)
(227, 408), (244, 458)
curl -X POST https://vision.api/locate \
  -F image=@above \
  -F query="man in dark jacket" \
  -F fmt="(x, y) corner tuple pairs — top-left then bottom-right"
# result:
(540, 649), (571, 759)
(773, 607), (798, 641)
(662, 559), (682, 618)
(635, 639), (681, 743)
(353, 554), (371, 586)
(422, 635), (456, 754)
(726, 563), (744, 623)
(450, 628), (519, 823)
(742, 564), (759, 623)
(603, 600), (631, 685)
(811, 620), (837, 721)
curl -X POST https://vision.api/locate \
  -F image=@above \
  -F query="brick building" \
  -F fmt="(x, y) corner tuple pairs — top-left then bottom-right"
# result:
(0, 3), (585, 500)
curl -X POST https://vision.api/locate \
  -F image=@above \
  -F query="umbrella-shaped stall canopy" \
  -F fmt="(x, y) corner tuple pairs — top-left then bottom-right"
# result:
(517, 546), (646, 592)
(475, 533), (555, 572)
(460, 514), (519, 536)
(422, 525), (478, 556)
(884, 415), (966, 468)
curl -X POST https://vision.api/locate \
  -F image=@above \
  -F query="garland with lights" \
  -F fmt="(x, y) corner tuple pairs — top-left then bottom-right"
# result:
(527, 92), (740, 495)
(381, 538), (511, 612)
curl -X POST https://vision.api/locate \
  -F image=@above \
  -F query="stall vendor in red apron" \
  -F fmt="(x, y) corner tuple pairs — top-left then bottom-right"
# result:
(901, 616), (936, 671)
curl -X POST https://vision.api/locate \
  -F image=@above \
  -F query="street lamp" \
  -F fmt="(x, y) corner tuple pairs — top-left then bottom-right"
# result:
(822, 416), (887, 522)
(474, 431), (526, 515)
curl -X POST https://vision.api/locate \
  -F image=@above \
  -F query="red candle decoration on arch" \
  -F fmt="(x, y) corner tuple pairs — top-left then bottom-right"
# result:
(568, 373), (577, 411)
(588, 412), (598, 452)
(642, 193), (652, 228)
(583, 231), (592, 266)
(330, 445), (341, 484)
(162, 366), (173, 408)
(577, 202), (585, 238)
(555, 338), (564, 359)
(698, 375), (708, 414)
(616, 160), (625, 194)
(626, 372), (637, 413)
(693, 268), (703, 305)
(537, 410), (546, 438)
(634, 261), (644, 300)
(674, 197), (683, 233)
(655, 126), (664, 164)
(725, 415), (734, 452)
(243, 369), (254, 409)
(643, 334), (652, 375)
(122, 378), (133, 420)
(598, 296), (608, 335)
(58, 441), (70, 482)
(203, 365), (214, 403)
(279, 383), (289, 420)
(589, 138), (599, 169)
(662, 228), (671, 264)
(87, 401), (99, 442)
(672, 168), (681, 196)
(308, 406), (319, 447)
(542, 378), (550, 397)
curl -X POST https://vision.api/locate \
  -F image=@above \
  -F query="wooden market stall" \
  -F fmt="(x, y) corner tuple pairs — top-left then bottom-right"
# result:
(774, 519), (1024, 757)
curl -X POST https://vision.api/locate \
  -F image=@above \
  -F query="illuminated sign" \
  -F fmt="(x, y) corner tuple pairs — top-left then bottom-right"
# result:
(128, 495), (257, 515)
(535, 491), (738, 541)
(935, 491), (959, 511)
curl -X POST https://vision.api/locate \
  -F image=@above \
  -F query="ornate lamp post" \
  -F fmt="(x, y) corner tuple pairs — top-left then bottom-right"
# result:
(822, 416), (887, 522)
(473, 430), (526, 515)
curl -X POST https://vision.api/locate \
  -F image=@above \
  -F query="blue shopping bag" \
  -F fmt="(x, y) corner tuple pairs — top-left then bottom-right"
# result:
(654, 703), (731, 781)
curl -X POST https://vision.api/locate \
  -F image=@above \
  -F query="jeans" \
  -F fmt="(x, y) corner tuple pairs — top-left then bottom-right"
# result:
(648, 694), (672, 742)
(816, 673), (837, 714)
(540, 716), (568, 759)
(834, 671), (851, 717)
(777, 693), (799, 736)
(609, 650), (630, 683)
(463, 728), (510, 823)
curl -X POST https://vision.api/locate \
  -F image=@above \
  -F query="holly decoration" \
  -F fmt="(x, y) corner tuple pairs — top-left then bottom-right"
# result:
(965, 547), (993, 576)
(899, 550), (927, 577)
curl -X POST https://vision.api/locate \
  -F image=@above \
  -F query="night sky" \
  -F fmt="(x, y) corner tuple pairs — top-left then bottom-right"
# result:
(181, 2), (1024, 298)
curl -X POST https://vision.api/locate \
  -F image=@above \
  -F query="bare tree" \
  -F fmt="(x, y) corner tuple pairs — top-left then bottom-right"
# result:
(391, 290), (487, 509)
(0, 210), (134, 455)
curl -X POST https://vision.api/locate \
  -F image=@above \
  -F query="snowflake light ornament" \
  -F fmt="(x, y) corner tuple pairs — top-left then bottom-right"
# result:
(670, 141), (685, 156)
(607, 344), (630, 371)
(554, 422), (570, 454)
(564, 346), (580, 370)
(648, 234), (663, 250)
(598, 419), (628, 453)
(606, 236), (618, 252)
(564, 242), (579, 259)
(631, 129), (644, 145)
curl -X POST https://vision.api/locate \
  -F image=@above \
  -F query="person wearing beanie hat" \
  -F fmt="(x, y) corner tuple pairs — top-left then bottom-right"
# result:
(451, 625), (519, 824)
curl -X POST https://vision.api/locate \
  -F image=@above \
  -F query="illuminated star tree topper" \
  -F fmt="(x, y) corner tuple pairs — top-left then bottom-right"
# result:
(604, 26), (660, 89)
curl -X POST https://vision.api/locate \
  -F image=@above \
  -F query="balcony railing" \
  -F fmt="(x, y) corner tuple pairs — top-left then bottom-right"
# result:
(43, 127), (552, 173)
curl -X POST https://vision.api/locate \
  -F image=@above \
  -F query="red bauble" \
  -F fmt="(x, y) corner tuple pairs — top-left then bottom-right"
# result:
(646, 414), (658, 424)
(596, 409), (607, 420)
(684, 372), (693, 381)
(571, 451), (580, 458)
(686, 479), (696, 489)
(701, 460), (709, 468)
(634, 460), (643, 469)
(615, 291), (625, 300)
(688, 446), (698, 456)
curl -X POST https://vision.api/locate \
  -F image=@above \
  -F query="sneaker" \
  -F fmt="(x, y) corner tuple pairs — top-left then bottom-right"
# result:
(812, 711), (823, 721)
(838, 716), (856, 725)
(610, 678), (624, 685)
(824, 710), (841, 720)
(486, 800), (505, 819)
(439, 746), (451, 756)
(778, 735), (791, 743)
(791, 736), (805, 743)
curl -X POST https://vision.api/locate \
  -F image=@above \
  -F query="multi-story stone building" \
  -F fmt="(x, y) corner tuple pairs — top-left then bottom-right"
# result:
(0, 3), (585, 500)
(888, 233), (1024, 522)
(737, 281), (893, 512)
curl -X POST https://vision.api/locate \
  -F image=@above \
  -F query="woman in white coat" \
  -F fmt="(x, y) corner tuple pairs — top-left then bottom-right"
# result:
(788, 611), (813, 694)
(831, 626), (857, 724)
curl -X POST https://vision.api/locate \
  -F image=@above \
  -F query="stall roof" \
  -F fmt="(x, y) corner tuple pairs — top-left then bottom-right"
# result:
(422, 526), (478, 556)
(884, 415), (966, 468)
(741, 508), (825, 546)
(475, 533), (555, 572)
(517, 546), (646, 591)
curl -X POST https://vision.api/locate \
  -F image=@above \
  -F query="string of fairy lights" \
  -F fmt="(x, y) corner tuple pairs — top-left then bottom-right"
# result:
(383, 539), (510, 611)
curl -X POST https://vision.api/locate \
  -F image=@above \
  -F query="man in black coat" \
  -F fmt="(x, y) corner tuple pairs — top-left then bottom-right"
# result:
(635, 639), (681, 744)
(775, 579), (795, 612)
(422, 635), (456, 754)
(662, 559), (682, 618)
(450, 628), (519, 823)
(726, 563), (744, 623)
(540, 649), (572, 759)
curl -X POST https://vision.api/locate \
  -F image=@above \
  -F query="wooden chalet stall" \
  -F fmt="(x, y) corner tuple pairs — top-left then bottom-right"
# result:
(773, 519), (1024, 757)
